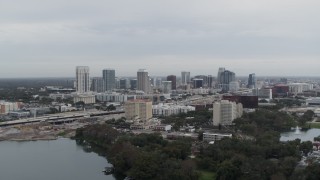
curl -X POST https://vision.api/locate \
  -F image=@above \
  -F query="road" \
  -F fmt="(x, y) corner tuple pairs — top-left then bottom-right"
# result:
(0, 110), (124, 127)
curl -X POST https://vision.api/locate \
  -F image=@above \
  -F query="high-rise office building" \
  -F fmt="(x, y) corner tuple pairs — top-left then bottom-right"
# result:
(248, 73), (256, 89)
(229, 81), (240, 92)
(155, 78), (162, 88)
(213, 100), (243, 126)
(120, 78), (129, 89)
(137, 69), (151, 93)
(217, 69), (236, 92)
(195, 75), (211, 87)
(102, 69), (115, 91)
(76, 66), (90, 93)
(167, 75), (177, 90)
(217, 67), (226, 85)
(181, 71), (191, 85)
(91, 77), (104, 92)
(162, 81), (172, 94)
(124, 100), (152, 122)
(207, 75), (214, 88)
(193, 79), (203, 88)
(130, 79), (137, 90)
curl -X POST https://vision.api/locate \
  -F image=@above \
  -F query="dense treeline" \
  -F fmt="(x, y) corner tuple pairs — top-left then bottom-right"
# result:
(75, 108), (319, 180)
(75, 124), (198, 180)
(234, 109), (297, 135)
(196, 108), (317, 180)
(197, 138), (304, 179)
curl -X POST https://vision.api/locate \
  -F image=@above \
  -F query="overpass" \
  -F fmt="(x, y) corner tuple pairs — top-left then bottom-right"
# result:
(0, 111), (124, 127)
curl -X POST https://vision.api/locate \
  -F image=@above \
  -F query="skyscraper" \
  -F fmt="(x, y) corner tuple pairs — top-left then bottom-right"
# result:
(162, 81), (172, 94)
(76, 66), (90, 93)
(91, 77), (104, 92)
(137, 69), (150, 93)
(248, 73), (256, 89)
(218, 70), (236, 92)
(130, 79), (137, 90)
(193, 79), (203, 88)
(120, 78), (129, 89)
(217, 67), (226, 85)
(102, 69), (115, 91)
(167, 75), (177, 90)
(194, 75), (208, 86)
(181, 71), (190, 85)
(207, 75), (214, 88)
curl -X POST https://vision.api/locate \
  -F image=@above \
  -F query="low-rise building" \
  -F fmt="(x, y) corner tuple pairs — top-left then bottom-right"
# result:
(0, 102), (22, 114)
(306, 98), (320, 106)
(203, 132), (232, 142)
(153, 124), (172, 131)
(73, 94), (96, 104)
(8, 111), (30, 118)
(96, 92), (136, 102)
(152, 103), (195, 117)
(288, 83), (314, 95)
(252, 88), (273, 100)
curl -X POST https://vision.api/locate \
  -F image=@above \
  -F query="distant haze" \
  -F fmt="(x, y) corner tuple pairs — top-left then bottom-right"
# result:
(0, 0), (320, 78)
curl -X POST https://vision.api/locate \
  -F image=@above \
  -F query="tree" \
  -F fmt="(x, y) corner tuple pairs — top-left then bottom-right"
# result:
(299, 141), (313, 155)
(75, 101), (85, 108)
(302, 110), (315, 122)
(216, 160), (240, 180)
(129, 154), (160, 180)
(106, 104), (116, 111)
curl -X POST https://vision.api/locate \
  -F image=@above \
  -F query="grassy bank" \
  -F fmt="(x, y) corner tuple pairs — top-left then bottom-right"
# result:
(307, 122), (320, 129)
(198, 171), (216, 180)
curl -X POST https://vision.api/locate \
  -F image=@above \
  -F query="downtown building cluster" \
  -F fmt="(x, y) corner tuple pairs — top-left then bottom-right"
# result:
(50, 65), (318, 127)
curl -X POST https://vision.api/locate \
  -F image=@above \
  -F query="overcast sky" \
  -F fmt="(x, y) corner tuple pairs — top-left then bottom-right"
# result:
(0, 0), (320, 78)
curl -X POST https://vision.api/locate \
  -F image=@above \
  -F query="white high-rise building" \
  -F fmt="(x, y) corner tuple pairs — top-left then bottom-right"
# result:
(76, 66), (90, 93)
(181, 71), (191, 85)
(288, 83), (314, 95)
(137, 69), (151, 93)
(213, 100), (243, 126)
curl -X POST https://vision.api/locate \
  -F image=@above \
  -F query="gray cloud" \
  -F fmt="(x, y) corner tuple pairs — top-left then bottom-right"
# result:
(0, 0), (320, 77)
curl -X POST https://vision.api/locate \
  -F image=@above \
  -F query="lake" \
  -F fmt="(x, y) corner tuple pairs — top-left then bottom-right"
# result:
(0, 139), (115, 180)
(280, 128), (320, 142)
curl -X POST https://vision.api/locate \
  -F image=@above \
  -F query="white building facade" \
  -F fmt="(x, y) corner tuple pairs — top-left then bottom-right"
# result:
(288, 83), (314, 95)
(96, 92), (136, 103)
(76, 66), (90, 93)
(213, 100), (243, 126)
(152, 103), (195, 117)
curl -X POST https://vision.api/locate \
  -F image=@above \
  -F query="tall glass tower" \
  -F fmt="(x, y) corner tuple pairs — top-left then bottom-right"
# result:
(248, 73), (256, 89)
(103, 69), (115, 91)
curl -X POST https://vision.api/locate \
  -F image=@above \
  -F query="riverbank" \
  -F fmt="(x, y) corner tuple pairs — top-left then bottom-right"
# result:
(0, 122), (87, 141)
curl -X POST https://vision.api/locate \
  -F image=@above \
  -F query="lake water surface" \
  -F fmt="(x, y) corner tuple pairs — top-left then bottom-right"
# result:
(280, 128), (320, 142)
(0, 138), (114, 180)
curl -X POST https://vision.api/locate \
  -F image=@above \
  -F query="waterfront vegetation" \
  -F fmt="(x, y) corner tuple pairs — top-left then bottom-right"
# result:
(75, 124), (198, 180)
(75, 108), (320, 180)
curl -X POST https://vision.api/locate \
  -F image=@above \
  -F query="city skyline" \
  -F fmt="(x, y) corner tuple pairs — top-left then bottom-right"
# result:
(1, 0), (320, 78)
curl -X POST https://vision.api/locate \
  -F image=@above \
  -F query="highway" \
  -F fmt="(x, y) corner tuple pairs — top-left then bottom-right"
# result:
(0, 110), (124, 127)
